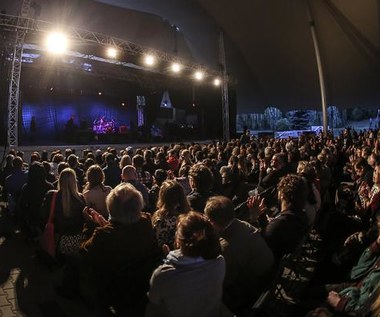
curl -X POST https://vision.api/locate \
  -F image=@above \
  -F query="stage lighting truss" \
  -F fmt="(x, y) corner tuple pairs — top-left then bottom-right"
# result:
(0, 13), (225, 85)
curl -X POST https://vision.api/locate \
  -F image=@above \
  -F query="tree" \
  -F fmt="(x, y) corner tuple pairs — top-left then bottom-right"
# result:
(264, 106), (282, 130)
(327, 106), (343, 128)
(287, 110), (311, 130)
(275, 118), (291, 131)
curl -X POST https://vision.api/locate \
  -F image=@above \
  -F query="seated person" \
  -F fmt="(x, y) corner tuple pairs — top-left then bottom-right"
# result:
(146, 211), (231, 317)
(249, 174), (309, 261)
(187, 163), (215, 213)
(205, 196), (274, 314)
(81, 183), (160, 315)
(305, 217), (380, 316)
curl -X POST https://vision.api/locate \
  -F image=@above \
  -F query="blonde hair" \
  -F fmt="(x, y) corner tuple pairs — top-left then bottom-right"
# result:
(58, 168), (82, 217)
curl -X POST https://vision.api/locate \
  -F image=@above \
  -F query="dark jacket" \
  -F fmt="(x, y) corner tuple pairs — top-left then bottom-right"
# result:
(261, 209), (308, 261)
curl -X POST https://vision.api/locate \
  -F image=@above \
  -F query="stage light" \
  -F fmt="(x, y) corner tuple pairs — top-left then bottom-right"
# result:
(121, 102), (126, 106)
(144, 54), (156, 66)
(106, 47), (118, 59)
(194, 71), (204, 81)
(98, 92), (102, 96)
(213, 78), (221, 86)
(45, 31), (69, 54)
(171, 62), (182, 73)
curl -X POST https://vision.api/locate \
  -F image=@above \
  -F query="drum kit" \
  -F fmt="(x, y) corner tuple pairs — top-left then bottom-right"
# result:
(93, 117), (116, 134)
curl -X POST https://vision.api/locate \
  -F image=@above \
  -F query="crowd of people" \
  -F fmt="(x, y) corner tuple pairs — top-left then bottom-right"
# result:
(1, 127), (380, 316)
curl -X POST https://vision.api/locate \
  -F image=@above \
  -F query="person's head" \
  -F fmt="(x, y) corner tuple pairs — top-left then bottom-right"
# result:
(58, 168), (78, 194)
(354, 157), (370, 178)
(180, 149), (191, 162)
(204, 196), (235, 233)
(57, 162), (70, 175)
(67, 154), (79, 169)
(105, 153), (116, 165)
(175, 211), (221, 260)
(27, 161), (47, 185)
(373, 165), (380, 185)
(154, 169), (167, 186)
(121, 165), (137, 181)
(278, 174), (308, 211)
(270, 153), (286, 170)
(107, 183), (143, 225)
(188, 163), (214, 193)
(156, 180), (190, 214)
(368, 153), (380, 168)
(132, 154), (144, 168)
(119, 155), (132, 169)
(30, 152), (41, 163)
(85, 165), (105, 189)
(12, 156), (24, 170)
(297, 161), (316, 184)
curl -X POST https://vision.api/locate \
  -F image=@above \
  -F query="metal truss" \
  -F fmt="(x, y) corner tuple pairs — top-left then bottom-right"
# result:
(6, 1), (31, 148)
(0, 13), (220, 75)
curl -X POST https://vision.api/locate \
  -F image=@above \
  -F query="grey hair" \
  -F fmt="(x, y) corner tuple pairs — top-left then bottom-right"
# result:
(107, 183), (143, 225)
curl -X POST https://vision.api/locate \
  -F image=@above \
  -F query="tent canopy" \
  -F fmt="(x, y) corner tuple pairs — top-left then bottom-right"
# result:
(2, 0), (380, 112)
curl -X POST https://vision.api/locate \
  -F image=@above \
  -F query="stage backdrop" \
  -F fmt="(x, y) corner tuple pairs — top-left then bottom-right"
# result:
(21, 91), (137, 143)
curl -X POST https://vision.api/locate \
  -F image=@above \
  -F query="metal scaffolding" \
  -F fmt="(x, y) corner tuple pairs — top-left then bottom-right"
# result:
(7, 0), (31, 148)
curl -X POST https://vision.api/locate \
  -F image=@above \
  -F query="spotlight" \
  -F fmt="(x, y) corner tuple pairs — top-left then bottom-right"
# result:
(121, 102), (126, 106)
(144, 54), (156, 66)
(106, 47), (118, 59)
(213, 78), (221, 86)
(45, 31), (69, 54)
(98, 92), (102, 96)
(194, 71), (204, 81)
(171, 62), (182, 73)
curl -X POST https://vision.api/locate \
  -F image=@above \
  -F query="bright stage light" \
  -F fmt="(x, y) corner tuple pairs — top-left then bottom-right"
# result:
(194, 71), (204, 81)
(106, 47), (118, 59)
(45, 31), (69, 54)
(171, 62), (182, 73)
(213, 78), (221, 86)
(144, 54), (156, 66)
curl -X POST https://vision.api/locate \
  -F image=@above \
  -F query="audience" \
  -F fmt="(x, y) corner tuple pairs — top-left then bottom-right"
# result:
(4, 127), (380, 316)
